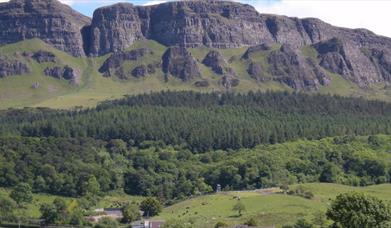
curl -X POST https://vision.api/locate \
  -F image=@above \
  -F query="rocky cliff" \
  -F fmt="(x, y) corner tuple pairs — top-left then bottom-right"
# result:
(0, 56), (30, 77)
(0, 0), (91, 56)
(84, 0), (391, 89)
(2, 0), (391, 90)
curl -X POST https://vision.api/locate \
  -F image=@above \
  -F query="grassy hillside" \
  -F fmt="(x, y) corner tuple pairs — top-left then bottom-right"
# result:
(2, 183), (390, 227)
(0, 188), (143, 219)
(1, 39), (391, 109)
(156, 183), (391, 228)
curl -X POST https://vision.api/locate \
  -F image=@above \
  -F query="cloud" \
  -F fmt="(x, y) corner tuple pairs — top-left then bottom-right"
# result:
(249, 0), (391, 38)
(142, 0), (168, 6)
(59, 0), (75, 5)
(0, 0), (74, 4)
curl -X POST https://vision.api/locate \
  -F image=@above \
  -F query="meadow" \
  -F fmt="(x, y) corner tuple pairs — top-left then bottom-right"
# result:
(2, 183), (390, 227)
(2, 39), (391, 110)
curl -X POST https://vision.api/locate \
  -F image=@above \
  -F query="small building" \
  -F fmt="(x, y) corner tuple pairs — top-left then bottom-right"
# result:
(216, 184), (222, 193)
(86, 208), (123, 222)
(131, 220), (165, 228)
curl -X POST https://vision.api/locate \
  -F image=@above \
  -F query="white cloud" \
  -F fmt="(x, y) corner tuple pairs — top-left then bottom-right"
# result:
(249, 0), (391, 38)
(142, 0), (168, 6)
(59, 0), (75, 5)
(0, 0), (74, 4)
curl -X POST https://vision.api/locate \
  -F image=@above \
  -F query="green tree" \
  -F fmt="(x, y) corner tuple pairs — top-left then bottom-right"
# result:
(140, 197), (162, 217)
(40, 203), (60, 225)
(293, 218), (313, 228)
(40, 198), (69, 225)
(94, 217), (119, 228)
(326, 192), (391, 228)
(0, 194), (16, 222)
(121, 203), (141, 223)
(232, 200), (246, 216)
(319, 163), (341, 183)
(68, 209), (85, 226)
(312, 211), (327, 228)
(82, 176), (101, 196)
(10, 183), (33, 206)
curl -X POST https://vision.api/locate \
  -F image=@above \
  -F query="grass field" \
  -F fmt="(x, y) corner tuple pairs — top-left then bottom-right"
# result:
(1, 183), (390, 227)
(1, 39), (391, 110)
(0, 188), (144, 219)
(156, 183), (391, 228)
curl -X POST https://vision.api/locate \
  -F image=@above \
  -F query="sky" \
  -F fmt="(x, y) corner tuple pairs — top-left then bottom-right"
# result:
(1, 0), (390, 38)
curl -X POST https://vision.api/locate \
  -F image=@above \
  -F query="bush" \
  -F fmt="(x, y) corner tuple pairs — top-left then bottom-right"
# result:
(288, 186), (314, 199)
(214, 221), (228, 228)
(293, 218), (313, 228)
(244, 217), (257, 226)
(94, 217), (119, 228)
(327, 192), (391, 228)
(140, 197), (162, 217)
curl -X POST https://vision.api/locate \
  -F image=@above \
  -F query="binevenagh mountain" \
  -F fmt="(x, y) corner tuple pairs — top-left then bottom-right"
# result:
(1, 0), (391, 109)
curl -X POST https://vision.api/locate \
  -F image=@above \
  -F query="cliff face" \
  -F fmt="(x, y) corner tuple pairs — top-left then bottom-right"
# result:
(87, 1), (391, 55)
(87, 0), (277, 56)
(2, 0), (391, 90)
(0, 0), (91, 56)
(0, 56), (30, 77)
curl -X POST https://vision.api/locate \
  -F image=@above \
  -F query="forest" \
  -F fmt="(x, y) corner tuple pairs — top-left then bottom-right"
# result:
(0, 135), (390, 200)
(0, 91), (390, 200)
(1, 91), (391, 152)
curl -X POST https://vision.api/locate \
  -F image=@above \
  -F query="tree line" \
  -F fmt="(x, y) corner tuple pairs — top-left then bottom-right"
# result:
(0, 135), (390, 199)
(1, 92), (391, 151)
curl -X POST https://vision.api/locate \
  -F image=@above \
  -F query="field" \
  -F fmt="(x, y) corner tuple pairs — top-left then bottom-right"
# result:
(2, 39), (391, 110)
(156, 183), (391, 228)
(2, 183), (390, 227)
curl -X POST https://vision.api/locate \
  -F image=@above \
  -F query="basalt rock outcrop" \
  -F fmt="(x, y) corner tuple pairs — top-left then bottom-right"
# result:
(202, 50), (236, 76)
(194, 80), (209, 87)
(267, 44), (330, 90)
(242, 43), (273, 60)
(365, 49), (391, 82)
(313, 38), (353, 78)
(162, 47), (201, 81)
(2, 0), (391, 90)
(44, 65), (79, 83)
(131, 63), (160, 78)
(23, 51), (57, 63)
(0, 57), (30, 77)
(84, 1), (340, 56)
(202, 50), (238, 89)
(0, 0), (91, 56)
(247, 62), (266, 82)
(99, 48), (154, 77)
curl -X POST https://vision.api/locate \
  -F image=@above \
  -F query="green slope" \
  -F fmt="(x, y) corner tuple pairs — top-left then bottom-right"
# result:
(3, 183), (389, 227)
(156, 183), (391, 228)
(1, 39), (391, 109)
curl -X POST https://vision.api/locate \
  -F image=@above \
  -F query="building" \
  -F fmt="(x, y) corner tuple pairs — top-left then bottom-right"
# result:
(86, 208), (123, 222)
(131, 220), (165, 228)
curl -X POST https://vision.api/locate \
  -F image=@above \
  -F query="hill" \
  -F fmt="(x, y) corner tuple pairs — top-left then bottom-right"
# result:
(157, 183), (391, 227)
(2, 183), (390, 227)
(1, 0), (391, 109)
(1, 39), (391, 110)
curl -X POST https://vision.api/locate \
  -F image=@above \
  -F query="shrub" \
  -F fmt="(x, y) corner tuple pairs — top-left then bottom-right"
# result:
(214, 221), (228, 228)
(244, 217), (257, 226)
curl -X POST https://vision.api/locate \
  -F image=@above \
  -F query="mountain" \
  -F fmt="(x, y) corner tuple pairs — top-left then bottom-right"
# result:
(1, 0), (391, 109)
(0, 0), (90, 56)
